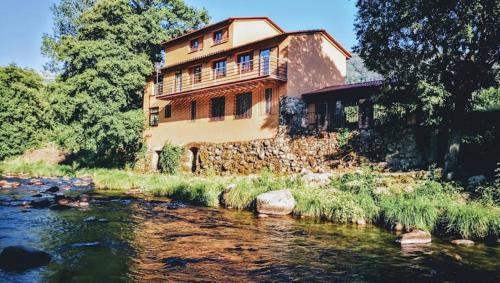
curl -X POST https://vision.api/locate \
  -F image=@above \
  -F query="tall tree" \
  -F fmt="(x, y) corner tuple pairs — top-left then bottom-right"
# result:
(354, 0), (499, 179)
(43, 0), (209, 167)
(0, 65), (52, 160)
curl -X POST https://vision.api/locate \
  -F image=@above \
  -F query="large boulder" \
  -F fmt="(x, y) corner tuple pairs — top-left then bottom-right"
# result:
(396, 230), (432, 245)
(256, 190), (295, 215)
(0, 245), (51, 271)
(451, 239), (475, 246)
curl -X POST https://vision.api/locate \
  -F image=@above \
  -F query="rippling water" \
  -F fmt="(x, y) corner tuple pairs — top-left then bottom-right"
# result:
(0, 177), (498, 282)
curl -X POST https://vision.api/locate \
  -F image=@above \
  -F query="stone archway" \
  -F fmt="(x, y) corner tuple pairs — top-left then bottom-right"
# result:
(184, 143), (201, 173)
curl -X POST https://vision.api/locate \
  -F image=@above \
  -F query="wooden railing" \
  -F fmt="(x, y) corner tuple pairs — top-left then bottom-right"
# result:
(154, 56), (287, 96)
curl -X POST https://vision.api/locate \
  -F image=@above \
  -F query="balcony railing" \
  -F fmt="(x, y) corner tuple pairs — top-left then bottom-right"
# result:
(154, 56), (287, 97)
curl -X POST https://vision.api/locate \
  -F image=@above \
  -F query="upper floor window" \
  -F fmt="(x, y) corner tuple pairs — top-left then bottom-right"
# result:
(174, 70), (182, 92)
(237, 52), (253, 73)
(190, 65), (202, 84)
(212, 59), (227, 79)
(235, 92), (252, 119)
(213, 29), (227, 45)
(149, 107), (159, 126)
(190, 37), (202, 52)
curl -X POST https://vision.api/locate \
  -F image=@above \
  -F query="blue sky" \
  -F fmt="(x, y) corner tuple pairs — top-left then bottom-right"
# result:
(0, 0), (358, 72)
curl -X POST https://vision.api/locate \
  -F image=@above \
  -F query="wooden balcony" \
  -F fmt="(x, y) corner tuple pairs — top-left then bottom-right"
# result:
(154, 57), (287, 98)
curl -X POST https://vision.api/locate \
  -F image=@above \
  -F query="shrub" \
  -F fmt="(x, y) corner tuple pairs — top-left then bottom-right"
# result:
(330, 168), (379, 195)
(158, 142), (184, 174)
(337, 128), (350, 149)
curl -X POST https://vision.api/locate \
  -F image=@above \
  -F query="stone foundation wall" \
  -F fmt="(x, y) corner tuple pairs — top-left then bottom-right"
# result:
(193, 126), (423, 174)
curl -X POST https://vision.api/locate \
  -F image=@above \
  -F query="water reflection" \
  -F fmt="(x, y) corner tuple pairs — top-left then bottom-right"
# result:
(0, 177), (499, 282)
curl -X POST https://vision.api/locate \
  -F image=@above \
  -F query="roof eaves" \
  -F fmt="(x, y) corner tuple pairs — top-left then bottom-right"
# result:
(303, 80), (384, 96)
(160, 17), (285, 46)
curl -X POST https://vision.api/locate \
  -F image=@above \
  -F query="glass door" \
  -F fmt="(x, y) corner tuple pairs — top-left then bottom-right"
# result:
(260, 48), (271, 76)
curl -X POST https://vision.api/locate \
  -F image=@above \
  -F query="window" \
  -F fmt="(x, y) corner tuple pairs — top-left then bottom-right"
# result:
(174, 71), (182, 92)
(265, 88), (272, 114)
(149, 107), (159, 126)
(212, 59), (227, 79)
(213, 30), (225, 45)
(164, 105), (172, 118)
(190, 37), (202, 52)
(210, 97), (225, 121)
(154, 75), (164, 96)
(237, 52), (253, 73)
(235, 92), (252, 119)
(191, 101), (197, 121)
(191, 65), (202, 84)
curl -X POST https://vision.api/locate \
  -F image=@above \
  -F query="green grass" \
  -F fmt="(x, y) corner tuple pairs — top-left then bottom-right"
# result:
(379, 195), (442, 231)
(446, 202), (500, 239)
(292, 186), (379, 223)
(0, 159), (75, 177)
(1, 159), (499, 240)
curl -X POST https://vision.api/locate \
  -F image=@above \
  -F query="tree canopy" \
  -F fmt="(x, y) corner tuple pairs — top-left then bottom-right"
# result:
(0, 65), (52, 160)
(354, 0), (499, 178)
(43, 0), (209, 167)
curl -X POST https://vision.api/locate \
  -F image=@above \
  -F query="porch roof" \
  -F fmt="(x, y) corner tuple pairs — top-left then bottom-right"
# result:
(302, 80), (384, 102)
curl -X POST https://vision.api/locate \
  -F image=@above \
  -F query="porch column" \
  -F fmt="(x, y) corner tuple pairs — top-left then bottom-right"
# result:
(358, 99), (374, 129)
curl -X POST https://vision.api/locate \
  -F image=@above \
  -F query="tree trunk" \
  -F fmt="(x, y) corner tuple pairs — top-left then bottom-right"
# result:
(443, 126), (463, 180)
(443, 94), (467, 181)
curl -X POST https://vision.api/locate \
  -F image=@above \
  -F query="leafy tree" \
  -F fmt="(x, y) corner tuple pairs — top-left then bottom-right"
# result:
(354, 0), (499, 179)
(472, 87), (500, 111)
(43, 0), (209, 167)
(0, 65), (52, 160)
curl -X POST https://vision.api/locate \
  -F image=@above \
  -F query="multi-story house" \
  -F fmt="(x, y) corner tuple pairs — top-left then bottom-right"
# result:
(144, 17), (352, 167)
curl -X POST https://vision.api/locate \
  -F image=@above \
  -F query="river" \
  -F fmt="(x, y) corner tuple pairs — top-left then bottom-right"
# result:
(0, 176), (498, 282)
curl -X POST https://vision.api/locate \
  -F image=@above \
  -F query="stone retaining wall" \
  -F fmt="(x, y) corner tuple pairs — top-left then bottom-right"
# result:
(191, 126), (423, 174)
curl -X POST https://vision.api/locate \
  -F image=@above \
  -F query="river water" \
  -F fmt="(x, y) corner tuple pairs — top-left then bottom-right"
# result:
(0, 176), (498, 282)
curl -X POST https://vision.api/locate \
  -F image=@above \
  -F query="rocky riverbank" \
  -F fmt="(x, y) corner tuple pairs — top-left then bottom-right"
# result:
(1, 169), (497, 248)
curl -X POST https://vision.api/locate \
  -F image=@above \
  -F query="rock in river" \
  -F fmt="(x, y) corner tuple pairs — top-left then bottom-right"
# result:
(45, 186), (59, 193)
(0, 245), (51, 271)
(396, 230), (432, 245)
(256, 189), (295, 215)
(30, 198), (51, 208)
(451, 239), (475, 246)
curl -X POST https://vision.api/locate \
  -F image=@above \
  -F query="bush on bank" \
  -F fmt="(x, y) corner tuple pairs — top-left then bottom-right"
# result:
(1, 160), (499, 240)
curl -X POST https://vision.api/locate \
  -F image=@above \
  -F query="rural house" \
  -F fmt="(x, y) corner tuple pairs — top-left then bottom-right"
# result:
(144, 17), (390, 171)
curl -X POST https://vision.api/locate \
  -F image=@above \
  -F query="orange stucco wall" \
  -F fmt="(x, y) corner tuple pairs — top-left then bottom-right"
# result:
(145, 83), (281, 148)
(232, 20), (282, 46)
(284, 33), (347, 97)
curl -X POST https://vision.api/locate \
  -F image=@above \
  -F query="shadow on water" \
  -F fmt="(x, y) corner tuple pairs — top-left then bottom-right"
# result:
(0, 176), (499, 282)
